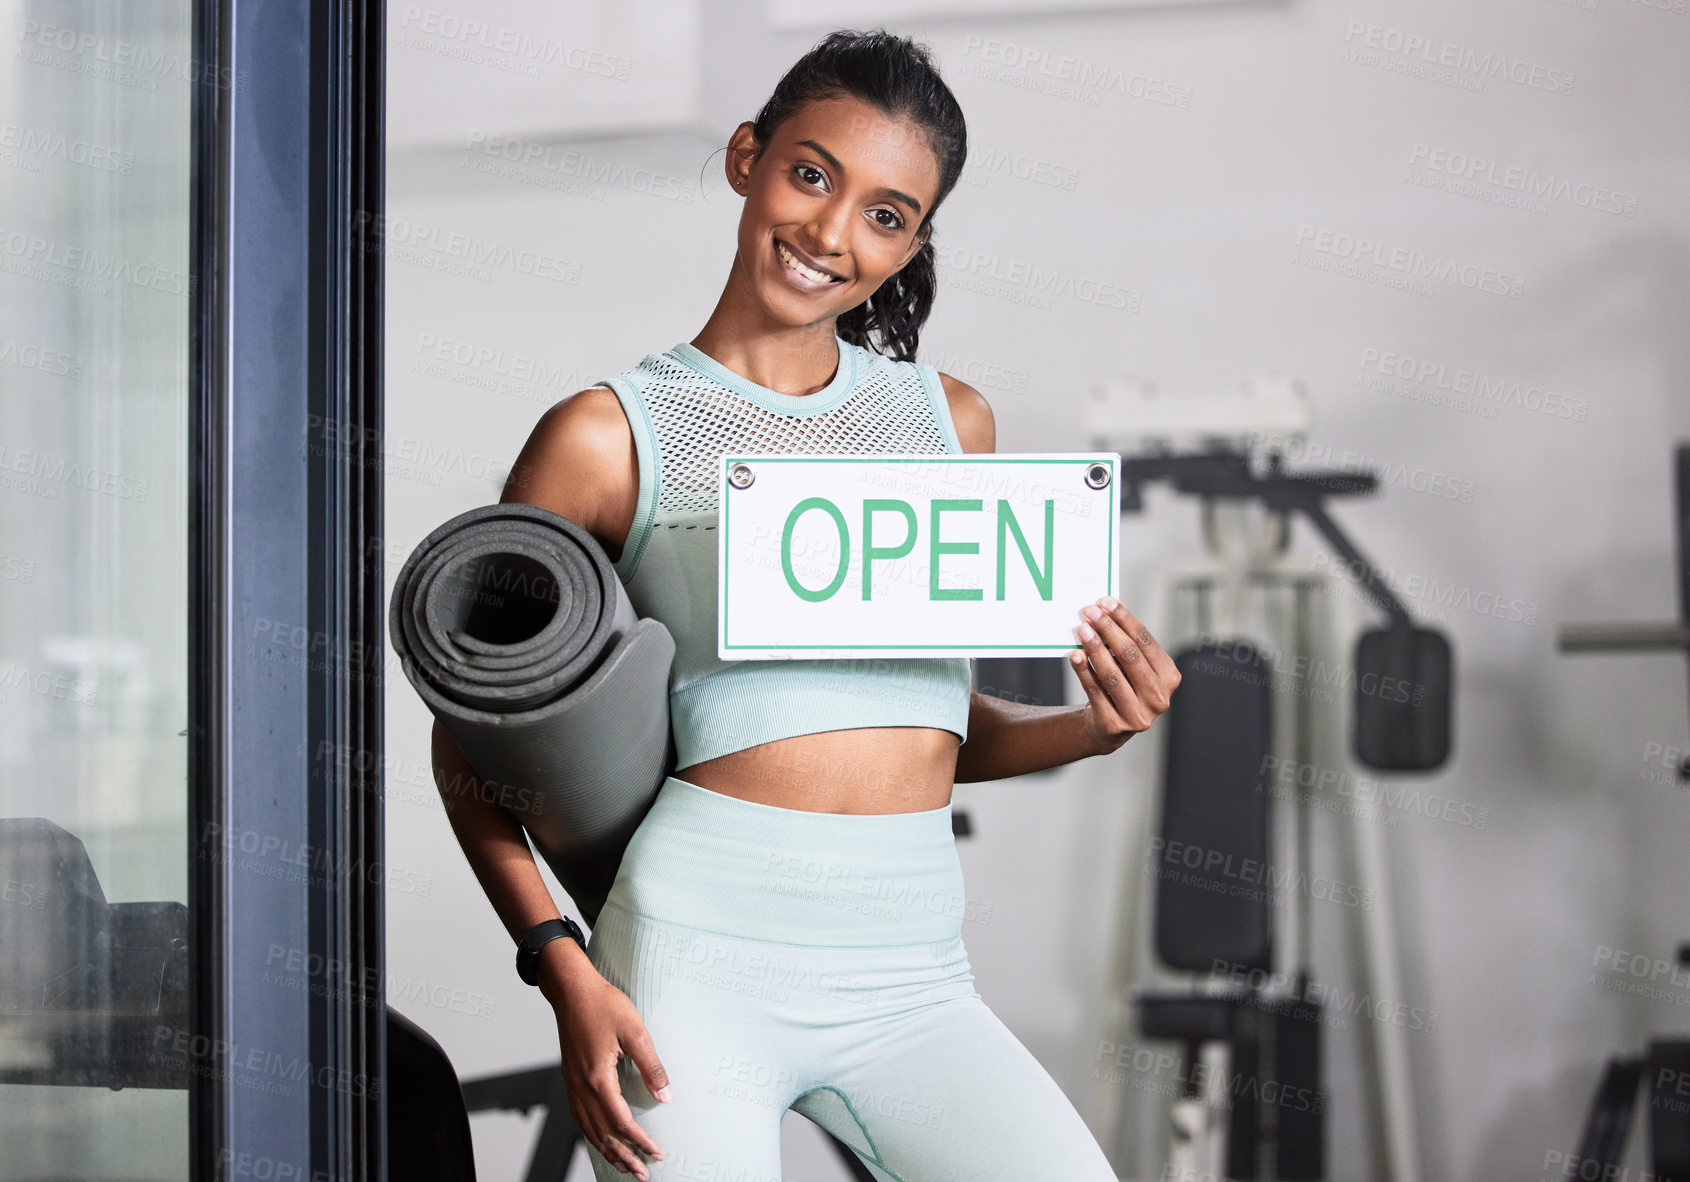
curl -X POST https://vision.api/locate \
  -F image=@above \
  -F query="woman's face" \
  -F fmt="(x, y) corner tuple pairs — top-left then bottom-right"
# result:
(727, 95), (942, 328)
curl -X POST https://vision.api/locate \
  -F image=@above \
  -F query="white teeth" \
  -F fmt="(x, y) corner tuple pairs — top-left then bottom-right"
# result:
(777, 240), (836, 283)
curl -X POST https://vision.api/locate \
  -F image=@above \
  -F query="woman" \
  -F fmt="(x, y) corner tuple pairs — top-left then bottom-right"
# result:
(432, 27), (1182, 1181)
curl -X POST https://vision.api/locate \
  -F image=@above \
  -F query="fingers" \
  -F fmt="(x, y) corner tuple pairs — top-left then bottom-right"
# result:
(1081, 600), (1171, 710)
(577, 1061), (655, 1182)
(1074, 611), (1152, 730)
(624, 1022), (675, 1106)
(554, 980), (670, 1177)
(565, 1051), (663, 1179)
(1107, 598), (1183, 687)
(593, 1059), (661, 1178)
(1069, 646), (1127, 734)
(606, 1026), (669, 1160)
(1073, 598), (1182, 731)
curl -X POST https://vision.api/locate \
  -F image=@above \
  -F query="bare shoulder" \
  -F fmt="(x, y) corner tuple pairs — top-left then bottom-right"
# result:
(936, 369), (996, 455)
(500, 384), (638, 560)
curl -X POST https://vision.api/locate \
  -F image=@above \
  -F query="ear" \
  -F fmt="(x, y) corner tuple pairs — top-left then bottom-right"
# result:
(726, 121), (760, 191)
(899, 224), (932, 270)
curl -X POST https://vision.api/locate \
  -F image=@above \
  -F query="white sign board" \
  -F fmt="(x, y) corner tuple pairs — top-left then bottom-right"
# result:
(718, 453), (1118, 659)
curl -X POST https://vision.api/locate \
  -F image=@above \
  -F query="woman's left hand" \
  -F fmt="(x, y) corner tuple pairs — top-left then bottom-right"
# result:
(1070, 596), (1183, 754)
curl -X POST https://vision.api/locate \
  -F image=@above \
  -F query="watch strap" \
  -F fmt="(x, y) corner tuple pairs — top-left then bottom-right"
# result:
(516, 916), (587, 986)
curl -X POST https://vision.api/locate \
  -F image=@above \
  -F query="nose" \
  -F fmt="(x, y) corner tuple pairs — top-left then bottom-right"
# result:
(801, 197), (851, 258)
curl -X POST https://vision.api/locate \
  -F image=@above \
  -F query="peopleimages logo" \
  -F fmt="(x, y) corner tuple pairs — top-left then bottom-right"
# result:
(1356, 346), (1590, 423)
(932, 243), (1140, 311)
(1339, 20), (1576, 96)
(1210, 961), (1440, 1033)
(1146, 835), (1375, 911)
(0, 227), (196, 296)
(395, 6), (633, 80)
(1407, 143), (1639, 218)
(462, 131), (697, 204)
(0, 122), (134, 174)
(1294, 223), (1524, 300)
(16, 19), (248, 92)
(0, 443), (151, 501)
(958, 34), (1193, 109)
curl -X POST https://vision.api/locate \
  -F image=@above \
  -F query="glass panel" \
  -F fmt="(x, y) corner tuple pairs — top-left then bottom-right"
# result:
(0, 0), (193, 1177)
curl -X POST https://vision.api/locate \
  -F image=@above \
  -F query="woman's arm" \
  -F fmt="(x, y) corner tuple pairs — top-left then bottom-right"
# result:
(430, 719), (597, 1003)
(427, 383), (638, 995)
(431, 715), (674, 1173)
(939, 372), (1183, 784)
(425, 389), (675, 1176)
(953, 692), (1115, 783)
(430, 384), (635, 995)
(953, 593), (1182, 781)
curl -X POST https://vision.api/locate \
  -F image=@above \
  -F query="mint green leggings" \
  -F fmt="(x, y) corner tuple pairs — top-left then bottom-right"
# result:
(583, 775), (1118, 1181)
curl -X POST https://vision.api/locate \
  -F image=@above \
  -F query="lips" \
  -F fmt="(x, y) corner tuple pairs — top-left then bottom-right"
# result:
(773, 236), (845, 286)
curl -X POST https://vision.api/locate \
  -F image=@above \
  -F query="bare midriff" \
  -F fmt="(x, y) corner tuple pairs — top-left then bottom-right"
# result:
(675, 725), (961, 815)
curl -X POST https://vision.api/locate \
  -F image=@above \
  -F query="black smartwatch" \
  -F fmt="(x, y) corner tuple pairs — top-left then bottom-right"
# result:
(516, 916), (588, 986)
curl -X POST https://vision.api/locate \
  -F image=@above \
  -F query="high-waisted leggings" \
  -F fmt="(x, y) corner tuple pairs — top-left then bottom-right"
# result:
(582, 775), (1118, 1181)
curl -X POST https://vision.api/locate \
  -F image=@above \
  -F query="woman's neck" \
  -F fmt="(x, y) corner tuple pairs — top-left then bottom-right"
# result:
(689, 296), (842, 398)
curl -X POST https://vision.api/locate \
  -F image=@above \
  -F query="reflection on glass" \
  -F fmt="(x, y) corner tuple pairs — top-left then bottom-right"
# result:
(0, 0), (192, 1177)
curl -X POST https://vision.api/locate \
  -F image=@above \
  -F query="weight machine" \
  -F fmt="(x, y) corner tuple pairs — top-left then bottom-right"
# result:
(1557, 443), (1690, 1182)
(1084, 377), (1452, 1182)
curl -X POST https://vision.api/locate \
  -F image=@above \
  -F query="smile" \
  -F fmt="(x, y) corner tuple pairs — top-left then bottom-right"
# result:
(774, 238), (845, 286)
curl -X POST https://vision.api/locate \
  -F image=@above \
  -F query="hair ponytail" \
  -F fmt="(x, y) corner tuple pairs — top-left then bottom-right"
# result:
(747, 28), (967, 364)
(837, 236), (937, 364)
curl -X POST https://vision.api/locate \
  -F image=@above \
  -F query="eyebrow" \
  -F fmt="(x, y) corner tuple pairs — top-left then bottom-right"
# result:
(796, 138), (924, 218)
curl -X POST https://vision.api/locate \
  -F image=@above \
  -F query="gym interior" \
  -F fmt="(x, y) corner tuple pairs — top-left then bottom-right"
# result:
(3, 1), (1688, 1180)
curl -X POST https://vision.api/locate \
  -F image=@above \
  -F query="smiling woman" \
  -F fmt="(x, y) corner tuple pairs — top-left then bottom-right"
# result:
(427, 25), (1178, 1182)
(716, 86), (952, 364)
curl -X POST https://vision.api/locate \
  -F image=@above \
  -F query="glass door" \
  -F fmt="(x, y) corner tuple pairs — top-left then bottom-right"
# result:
(0, 0), (193, 1177)
(0, 0), (385, 1177)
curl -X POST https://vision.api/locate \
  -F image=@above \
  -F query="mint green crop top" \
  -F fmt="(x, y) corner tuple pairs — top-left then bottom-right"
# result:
(592, 333), (974, 771)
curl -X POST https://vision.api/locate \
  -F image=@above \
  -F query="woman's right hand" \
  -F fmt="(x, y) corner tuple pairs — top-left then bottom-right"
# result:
(540, 947), (672, 1179)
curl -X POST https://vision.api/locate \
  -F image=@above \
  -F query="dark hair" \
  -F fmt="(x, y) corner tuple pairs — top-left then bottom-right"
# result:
(747, 28), (967, 363)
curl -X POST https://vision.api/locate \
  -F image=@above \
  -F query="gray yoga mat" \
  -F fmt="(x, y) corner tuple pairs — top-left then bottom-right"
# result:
(389, 501), (675, 927)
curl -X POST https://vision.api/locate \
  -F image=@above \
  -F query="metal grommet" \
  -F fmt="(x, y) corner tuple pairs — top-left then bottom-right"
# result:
(728, 461), (755, 490)
(1083, 462), (1111, 490)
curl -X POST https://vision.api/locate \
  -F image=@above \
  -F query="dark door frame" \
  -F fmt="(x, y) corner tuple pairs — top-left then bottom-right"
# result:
(188, 1), (385, 1178)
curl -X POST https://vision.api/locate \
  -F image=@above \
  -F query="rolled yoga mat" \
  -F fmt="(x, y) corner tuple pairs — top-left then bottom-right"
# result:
(389, 501), (676, 927)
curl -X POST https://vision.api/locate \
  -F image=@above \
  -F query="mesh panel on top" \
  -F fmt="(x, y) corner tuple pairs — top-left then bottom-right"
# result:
(633, 346), (952, 518)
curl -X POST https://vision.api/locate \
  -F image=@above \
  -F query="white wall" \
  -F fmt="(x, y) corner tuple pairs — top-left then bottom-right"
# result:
(383, 1), (1690, 1179)
(386, 0), (704, 150)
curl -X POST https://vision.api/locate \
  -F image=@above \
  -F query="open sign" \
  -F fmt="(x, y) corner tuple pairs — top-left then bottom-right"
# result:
(718, 453), (1118, 659)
